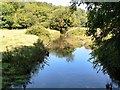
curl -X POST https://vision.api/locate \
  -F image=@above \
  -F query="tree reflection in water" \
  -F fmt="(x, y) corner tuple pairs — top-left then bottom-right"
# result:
(49, 36), (75, 62)
(90, 42), (120, 88)
(2, 40), (49, 89)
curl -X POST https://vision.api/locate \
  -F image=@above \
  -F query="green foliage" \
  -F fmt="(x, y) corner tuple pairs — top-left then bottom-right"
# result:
(91, 38), (120, 85)
(11, 2), (25, 11)
(82, 2), (120, 83)
(65, 27), (92, 48)
(49, 7), (87, 34)
(69, 2), (77, 13)
(2, 39), (49, 88)
(1, 15), (14, 29)
(1, 2), (86, 30)
(40, 21), (50, 28)
(33, 9), (48, 22)
(72, 8), (87, 27)
(85, 2), (120, 62)
(50, 7), (73, 34)
(85, 2), (120, 45)
(26, 25), (50, 38)
(1, 3), (14, 29)
(67, 28), (86, 36)
(70, 1), (120, 84)
(16, 13), (32, 28)
(1, 2), (15, 15)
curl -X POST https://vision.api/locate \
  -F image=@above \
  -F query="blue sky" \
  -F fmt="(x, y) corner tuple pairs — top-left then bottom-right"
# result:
(36, 0), (86, 10)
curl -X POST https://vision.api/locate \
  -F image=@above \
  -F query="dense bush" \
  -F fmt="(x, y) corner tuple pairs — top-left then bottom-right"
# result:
(40, 21), (50, 28)
(26, 25), (50, 38)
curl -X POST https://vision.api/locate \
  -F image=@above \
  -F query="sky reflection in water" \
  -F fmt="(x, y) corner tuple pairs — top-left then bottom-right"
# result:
(27, 47), (111, 88)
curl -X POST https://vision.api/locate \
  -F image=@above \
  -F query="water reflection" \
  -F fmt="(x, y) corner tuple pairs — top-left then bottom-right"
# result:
(92, 60), (120, 88)
(49, 36), (75, 62)
(27, 47), (111, 88)
(2, 36), (120, 88)
(90, 43), (120, 88)
(2, 40), (49, 89)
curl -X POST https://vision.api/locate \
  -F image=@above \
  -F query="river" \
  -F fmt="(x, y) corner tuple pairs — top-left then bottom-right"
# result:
(26, 47), (112, 88)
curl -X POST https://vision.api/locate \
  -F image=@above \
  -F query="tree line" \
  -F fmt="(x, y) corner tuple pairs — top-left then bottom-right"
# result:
(0, 2), (87, 33)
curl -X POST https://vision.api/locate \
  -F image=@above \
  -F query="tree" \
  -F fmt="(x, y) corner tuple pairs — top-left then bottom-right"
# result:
(85, 2), (120, 44)
(72, 8), (87, 27)
(50, 7), (73, 34)
(84, 2), (120, 63)
(80, 2), (120, 86)
(1, 2), (87, 30)
(70, 1), (120, 83)
(0, 2), (15, 29)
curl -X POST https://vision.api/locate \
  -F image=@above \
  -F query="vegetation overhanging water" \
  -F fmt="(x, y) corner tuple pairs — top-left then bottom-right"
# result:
(2, 37), (120, 88)
(1, 1), (120, 89)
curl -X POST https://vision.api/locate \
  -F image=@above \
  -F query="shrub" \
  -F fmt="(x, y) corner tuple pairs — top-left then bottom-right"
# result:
(66, 28), (87, 37)
(40, 21), (49, 28)
(26, 25), (50, 38)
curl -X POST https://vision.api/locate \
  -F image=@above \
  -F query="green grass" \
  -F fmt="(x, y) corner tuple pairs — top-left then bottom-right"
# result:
(0, 27), (92, 52)
(46, 28), (60, 40)
(65, 27), (92, 48)
(0, 30), (39, 52)
(0, 29), (60, 52)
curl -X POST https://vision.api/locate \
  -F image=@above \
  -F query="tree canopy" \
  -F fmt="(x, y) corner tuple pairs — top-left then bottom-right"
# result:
(83, 2), (120, 85)
(1, 2), (87, 32)
(85, 2), (120, 64)
(70, 1), (120, 83)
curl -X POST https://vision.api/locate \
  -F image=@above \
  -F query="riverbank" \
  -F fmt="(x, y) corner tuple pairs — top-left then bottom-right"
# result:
(0, 27), (92, 52)
(65, 27), (92, 48)
(0, 30), (39, 52)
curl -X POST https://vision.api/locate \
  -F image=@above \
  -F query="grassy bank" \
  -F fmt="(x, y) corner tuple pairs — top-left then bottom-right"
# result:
(0, 30), (39, 52)
(0, 27), (92, 52)
(65, 27), (92, 48)
(0, 29), (60, 52)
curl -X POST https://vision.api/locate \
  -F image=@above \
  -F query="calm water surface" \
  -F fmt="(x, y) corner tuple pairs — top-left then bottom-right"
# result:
(27, 47), (111, 88)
